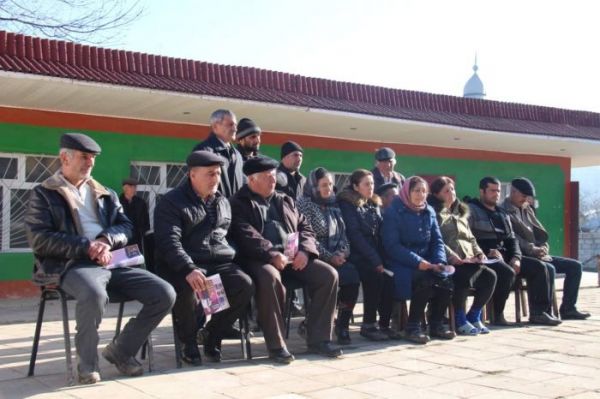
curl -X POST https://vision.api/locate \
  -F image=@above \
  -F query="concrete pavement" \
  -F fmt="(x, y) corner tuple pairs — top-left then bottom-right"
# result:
(0, 272), (598, 399)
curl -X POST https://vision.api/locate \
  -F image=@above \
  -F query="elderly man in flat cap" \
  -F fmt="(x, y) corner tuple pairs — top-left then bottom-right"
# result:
(25, 133), (175, 384)
(230, 156), (342, 363)
(371, 147), (405, 191)
(193, 109), (244, 198)
(502, 177), (590, 320)
(235, 117), (262, 162)
(119, 178), (150, 253)
(276, 141), (306, 200)
(154, 151), (254, 365)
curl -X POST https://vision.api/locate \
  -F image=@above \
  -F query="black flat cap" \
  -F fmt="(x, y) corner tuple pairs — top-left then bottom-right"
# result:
(60, 133), (101, 154)
(122, 177), (139, 186)
(243, 156), (279, 176)
(375, 182), (399, 196)
(375, 147), (395, 161)
(186, 150), (225, 167)
(281, 141), (303, 159)
(511, 177), (536, 197)
(236, 118), (261, 140)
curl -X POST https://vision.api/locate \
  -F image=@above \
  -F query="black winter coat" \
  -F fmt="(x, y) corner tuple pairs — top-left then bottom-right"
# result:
(337, 189), (384, 271)
(119, 194), (150, 248)
(192, 133), (244, 198)
(371, 167), (405, 191)
(276, 165), (306, 200)
(25, 174), (132, 285)
(154, 179), (236, 279)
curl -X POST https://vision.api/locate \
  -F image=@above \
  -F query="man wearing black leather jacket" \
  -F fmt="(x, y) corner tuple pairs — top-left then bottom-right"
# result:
(25, 133), (175, 385)
(154, 150), (254, 365)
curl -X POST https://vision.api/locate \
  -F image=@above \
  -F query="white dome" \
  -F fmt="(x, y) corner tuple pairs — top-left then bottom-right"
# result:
(463, 61), (485, 99)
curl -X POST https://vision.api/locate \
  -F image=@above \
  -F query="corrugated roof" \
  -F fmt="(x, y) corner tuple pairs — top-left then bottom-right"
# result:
(1, 30), (599, 140)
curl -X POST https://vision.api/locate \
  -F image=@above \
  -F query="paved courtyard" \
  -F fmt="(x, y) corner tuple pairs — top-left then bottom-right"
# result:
(0, 272), (599, 399)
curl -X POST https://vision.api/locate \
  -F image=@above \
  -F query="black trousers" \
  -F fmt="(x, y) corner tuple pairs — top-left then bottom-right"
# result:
(520, 257), (553, 315)
(168, 263), (254, 344)
(356, 265), (383, 325)
(408, 270), (453, 325)
(487, 260), (516, 316)
(452, 264), (497, 312)
(378, 273), (395, 328)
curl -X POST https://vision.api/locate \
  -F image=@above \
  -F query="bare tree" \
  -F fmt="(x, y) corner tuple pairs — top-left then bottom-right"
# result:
(579, 191), (600, 232)
(0, 0), (144, 44)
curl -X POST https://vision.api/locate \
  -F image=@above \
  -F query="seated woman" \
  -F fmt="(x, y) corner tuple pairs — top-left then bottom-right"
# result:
(297, 168), (361, 345)
(381, 176), (455, 344)
(338, 169), (391, 341)
(429, 176), (497, 335)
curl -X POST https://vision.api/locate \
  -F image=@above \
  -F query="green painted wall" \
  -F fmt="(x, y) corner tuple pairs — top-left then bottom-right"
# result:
(0, 122), (565, 282)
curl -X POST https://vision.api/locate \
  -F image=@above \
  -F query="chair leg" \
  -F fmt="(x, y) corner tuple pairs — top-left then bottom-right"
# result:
(448, 304), (456, 333)
(515, 286), (522, 324)
(172, 313), (182, 369)
(400, 301), (408, 331)
(115, 302), (125, 337)
(552, 286), (559, 318)
(520, 288), (528, 318)
(285, 290), (294, 339)
(28, 292), (47, 377)
(58, 290), (75, 386)
(143, 335), (154, 372)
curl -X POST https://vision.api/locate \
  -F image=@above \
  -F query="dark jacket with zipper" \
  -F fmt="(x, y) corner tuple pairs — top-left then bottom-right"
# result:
(154, 179), (236, 279)
(337, 188), (384, 271)
(467, 198), (521, 262)
(229, 185), (318, 265)
(192, 132), (244, 198)
(25, 172), (132, 285)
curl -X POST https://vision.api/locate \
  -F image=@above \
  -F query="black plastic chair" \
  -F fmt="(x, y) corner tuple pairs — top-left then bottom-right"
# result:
(28, 286), (152, 385)
(283, 277), (309, 339)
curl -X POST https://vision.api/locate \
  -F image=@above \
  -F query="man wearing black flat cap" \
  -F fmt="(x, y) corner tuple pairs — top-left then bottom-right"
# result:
(230, 156), (342, 363)
(119, 178), (150, 253)
(154, 151), (254, 365)
(25, 133), (175, 384)
(371, 147), (405, 191)
(375, 182), (399, 210)
(236, 117), (262, 161)
(276, 141), (306, 200)
(193, 109), (244, 198)
(502, 177), (590, 320)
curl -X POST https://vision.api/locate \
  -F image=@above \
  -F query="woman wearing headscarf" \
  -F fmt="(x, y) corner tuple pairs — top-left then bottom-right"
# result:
(429, 176), (497, 335)
(297, 168), (360, 345)
(381, 176), (455, 344)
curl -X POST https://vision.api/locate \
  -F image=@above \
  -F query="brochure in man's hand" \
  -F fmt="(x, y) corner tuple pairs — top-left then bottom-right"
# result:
(106, 244), (145, 269)
(195, 274), (230, 315)
(284, 232), (299, 259)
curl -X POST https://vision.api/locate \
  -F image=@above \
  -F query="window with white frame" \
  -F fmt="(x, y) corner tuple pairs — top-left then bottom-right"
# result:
(129, 161), (188, 228)
(332, 172), (351, 192)
(0, 153), (61, 252)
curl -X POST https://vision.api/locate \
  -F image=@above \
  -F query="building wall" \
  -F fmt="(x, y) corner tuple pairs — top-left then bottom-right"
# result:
(0, 107), (570, 297)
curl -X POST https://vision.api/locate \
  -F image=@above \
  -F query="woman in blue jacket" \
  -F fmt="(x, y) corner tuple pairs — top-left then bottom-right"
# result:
(381, 176), (455, 344)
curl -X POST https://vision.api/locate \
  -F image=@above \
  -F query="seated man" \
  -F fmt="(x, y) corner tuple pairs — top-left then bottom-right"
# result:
(25, 133), (175, 384)
(154, 151), (254, 364)
(230, 156), (341, 363)
(468, 177), (560, 326)
(502, 178), (590, 320)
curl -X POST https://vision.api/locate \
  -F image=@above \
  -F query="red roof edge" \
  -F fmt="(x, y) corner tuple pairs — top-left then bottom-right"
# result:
(0, 30), (598, 129)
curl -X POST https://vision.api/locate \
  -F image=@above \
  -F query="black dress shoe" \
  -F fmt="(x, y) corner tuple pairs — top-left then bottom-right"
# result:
(268, 348), (295, 364)
(181, 342), (202, 366)
(429, 324), (456, 340)
(307, 341), (343, 358)
(529, 312), (562, 326)
(204, 345), (222, 363)
(560, 309), (591, 320)
(336, 328), (352, 345)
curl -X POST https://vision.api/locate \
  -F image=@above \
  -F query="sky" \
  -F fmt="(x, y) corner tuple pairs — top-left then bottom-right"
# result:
(117, 0), (600, 193)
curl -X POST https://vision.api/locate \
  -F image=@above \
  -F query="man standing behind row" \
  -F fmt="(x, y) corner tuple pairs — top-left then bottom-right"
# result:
(154, 151), (254, 365)
(276, 141), (306, 200)
(372, 147), (405, 191)
(193, 109), (244, 198)
(236, 117), (262, 161)
(230, 157), (341, 363)
(25, 133), (175, 384)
